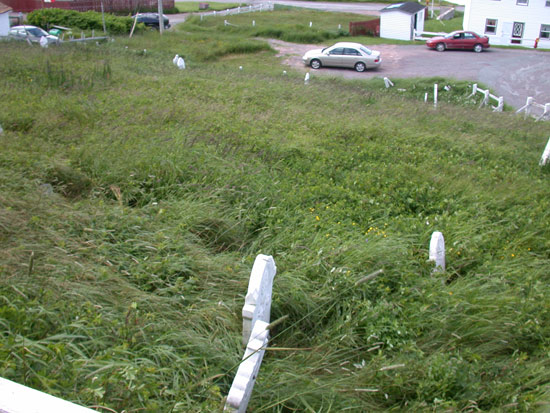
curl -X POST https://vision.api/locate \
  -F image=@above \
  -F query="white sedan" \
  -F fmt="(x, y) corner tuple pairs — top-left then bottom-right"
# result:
(302, 42), (381, 72)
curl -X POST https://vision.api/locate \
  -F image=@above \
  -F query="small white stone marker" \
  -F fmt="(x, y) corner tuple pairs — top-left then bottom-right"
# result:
(429, 231), (445, 272)
(239, 66), (243, 70)
(242, 254), (277, 345)
(383, 77), (394, 88)
(309, 21), (312, 28)
(39, 36), (48, 48)
(283, 70), (287, 75)
(434, 83), (438, 108)
(540, 137), (550, 166)
(0, 124), (3, 134)
(424, 92), (428, 103)
(173, 54), (179, 65)
(338, 24), (341, 30)
(177, 57), (186, 69)
(225, 320), (269, 413)
(252, 20), (255, 27)
(304, 72), (310, 85)
(0, 377), (97, 413)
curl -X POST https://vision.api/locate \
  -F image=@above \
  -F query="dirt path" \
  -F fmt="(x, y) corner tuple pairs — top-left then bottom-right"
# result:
(268, 39), (550, 110)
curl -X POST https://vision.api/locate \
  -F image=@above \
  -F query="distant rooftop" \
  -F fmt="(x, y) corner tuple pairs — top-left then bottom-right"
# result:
(380, 2), (426, 14)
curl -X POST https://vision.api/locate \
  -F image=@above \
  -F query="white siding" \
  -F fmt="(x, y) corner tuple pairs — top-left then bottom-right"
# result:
(0, 12), (9, 37)
(381, 11), (415, 40)
(464, 0), (550, 48)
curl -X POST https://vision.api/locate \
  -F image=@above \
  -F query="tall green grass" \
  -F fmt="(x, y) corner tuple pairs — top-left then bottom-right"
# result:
(1, 13), (550, 412)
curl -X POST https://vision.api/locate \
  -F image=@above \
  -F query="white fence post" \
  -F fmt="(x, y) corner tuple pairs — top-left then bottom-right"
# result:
(469, 83), (477, 97)
(493, 96), (504, 112)
(242, 255), (277, 345)
(540, 137), (550, 166)
(429, 231), (445, 272)
(434, 83), (438, 108)
(225, 321), (270, 412)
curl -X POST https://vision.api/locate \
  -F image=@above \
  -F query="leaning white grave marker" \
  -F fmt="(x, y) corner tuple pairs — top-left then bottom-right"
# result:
(429, 231), (445, 272)
(242, 254), (277, 345)
(0, 377), (97, 413)
(383, 77), (394, 88)
(225, 320), (269, 412)
(304, 72), (310, 85)
(540, 137), (550, 166)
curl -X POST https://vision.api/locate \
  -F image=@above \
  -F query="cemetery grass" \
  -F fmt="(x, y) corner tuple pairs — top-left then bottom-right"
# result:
(1, 22), (550, 413)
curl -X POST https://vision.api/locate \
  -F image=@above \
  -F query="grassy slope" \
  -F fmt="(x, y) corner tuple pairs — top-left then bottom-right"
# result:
(1, 10), (550, 412)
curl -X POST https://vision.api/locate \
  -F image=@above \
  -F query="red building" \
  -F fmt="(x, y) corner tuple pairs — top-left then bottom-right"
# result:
(4, 0), (174, 13)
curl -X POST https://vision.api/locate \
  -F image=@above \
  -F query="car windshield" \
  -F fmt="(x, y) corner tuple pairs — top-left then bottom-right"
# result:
(360, 46), (372, 55)
(26, 28), (47, 37)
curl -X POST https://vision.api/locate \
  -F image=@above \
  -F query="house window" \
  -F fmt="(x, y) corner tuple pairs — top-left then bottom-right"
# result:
(547, 0), (550, 6)
(485, 19), (498, 34)
(541, 24), (550, 39)
(516, 0), (528, 5)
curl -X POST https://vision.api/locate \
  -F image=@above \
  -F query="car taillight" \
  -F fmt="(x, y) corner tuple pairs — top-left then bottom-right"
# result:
(374, 58), (380, 63)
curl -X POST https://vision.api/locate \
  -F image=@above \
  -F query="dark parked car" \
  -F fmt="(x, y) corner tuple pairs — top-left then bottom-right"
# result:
(426, 30), (490, 53)
(133, 13), (170, 29)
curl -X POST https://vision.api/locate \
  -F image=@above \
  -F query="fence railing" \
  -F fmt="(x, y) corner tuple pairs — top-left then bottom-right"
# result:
(516, 97), (550, 121)
(468, 83), (504, 112)
(200, 3), (274, 19)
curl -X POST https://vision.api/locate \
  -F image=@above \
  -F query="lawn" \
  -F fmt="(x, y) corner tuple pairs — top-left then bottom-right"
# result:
(1, 8), (550, 412)
(175, 1), (247, 13)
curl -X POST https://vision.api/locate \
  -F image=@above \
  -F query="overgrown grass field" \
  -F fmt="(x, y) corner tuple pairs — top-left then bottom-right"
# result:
(1, 9), (550, 412)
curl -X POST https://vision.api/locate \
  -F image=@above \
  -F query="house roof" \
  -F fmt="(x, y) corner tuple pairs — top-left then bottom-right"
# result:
(380, 2), (426, 14)
(0, 1), (13, 14)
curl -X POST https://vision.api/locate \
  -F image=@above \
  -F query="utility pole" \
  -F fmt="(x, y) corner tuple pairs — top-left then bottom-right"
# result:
(100, 0), (106, 34)
(158, 0), (164, 35)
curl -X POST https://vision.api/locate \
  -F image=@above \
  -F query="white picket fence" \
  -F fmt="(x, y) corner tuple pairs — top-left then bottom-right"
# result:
(469, 83), (504, 112)
(200, 3), (274, 19)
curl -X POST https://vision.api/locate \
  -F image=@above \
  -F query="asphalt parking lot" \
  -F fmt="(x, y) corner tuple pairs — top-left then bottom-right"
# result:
(270, 40), (550, 110)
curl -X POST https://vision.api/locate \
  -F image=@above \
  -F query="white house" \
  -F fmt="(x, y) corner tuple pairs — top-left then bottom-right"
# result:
(380, 2), (426, 41)
(463, 0), (550, 48)
(0, 2), (12, 37)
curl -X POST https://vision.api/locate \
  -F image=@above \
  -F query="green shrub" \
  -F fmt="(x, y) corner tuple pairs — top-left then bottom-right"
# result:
(27, 8), (142, 35)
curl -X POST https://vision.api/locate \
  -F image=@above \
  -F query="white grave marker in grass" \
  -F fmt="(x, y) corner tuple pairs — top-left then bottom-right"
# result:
(0, 377), (97, 413)
(177, 57), (186, 69)
(383, 77), (394, 88)
(242, 254), (277, 345)
(540, 137), (550, 166)
(304, 72), (310, 85)
(434, 83), (438, 108)
(429, 231), (445, 272)
(224, 320), (270, 412)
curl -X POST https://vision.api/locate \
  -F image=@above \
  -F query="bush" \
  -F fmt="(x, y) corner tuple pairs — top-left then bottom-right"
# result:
(27, 8), (142, 35)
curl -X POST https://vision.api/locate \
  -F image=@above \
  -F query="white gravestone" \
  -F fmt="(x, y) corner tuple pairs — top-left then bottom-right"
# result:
(304, 72), (310, 85)
(540, 137), (550, 166)
(383, 77), (394, 88)
(177, 57), (186, 70)
(39, 36), (48, 48)
(242, 254), (276, 345)
(0, 377), (97, 413)
(429, 231), (445, 272)
(225, 320), (269, 412)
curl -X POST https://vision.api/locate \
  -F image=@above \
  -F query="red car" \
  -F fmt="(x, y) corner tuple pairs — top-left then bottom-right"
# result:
(426, 30), (490, 53)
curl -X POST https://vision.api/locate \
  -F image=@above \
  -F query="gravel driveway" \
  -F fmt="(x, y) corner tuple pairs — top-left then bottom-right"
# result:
(269, 39), (550, 110)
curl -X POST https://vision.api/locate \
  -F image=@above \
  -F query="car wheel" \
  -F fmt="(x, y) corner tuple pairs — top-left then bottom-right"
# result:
(310, 59), (321, 69)
(436, 43), (445, 52)
(473, 44), (483, 53)
(354, 62), (366, 72)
